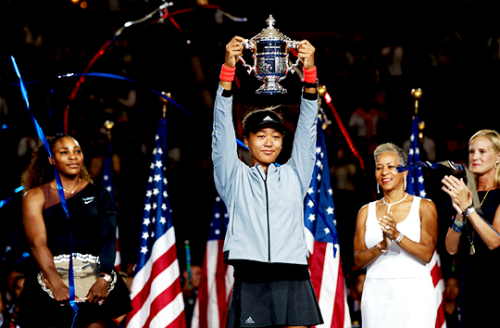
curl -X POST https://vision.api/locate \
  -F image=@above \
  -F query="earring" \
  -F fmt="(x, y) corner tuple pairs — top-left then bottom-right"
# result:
(377, 183), (380, 194)
(496, 162), (499, 169)
(404, 176), (407, 191)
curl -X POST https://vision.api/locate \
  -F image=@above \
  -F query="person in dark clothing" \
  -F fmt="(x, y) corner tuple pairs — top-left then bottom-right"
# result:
(17, 134), (131, 328)
(443, 129), (500, 327)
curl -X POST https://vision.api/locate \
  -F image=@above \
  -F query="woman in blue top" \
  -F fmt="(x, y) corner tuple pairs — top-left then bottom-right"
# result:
(212, 36), (323, 328)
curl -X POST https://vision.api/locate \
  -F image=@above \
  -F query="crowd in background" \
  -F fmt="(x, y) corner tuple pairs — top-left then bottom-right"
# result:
(1, 1), (500, 327)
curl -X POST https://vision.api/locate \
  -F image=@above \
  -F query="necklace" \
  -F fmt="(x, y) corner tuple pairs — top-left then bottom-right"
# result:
(381, 193), (408, 214)
(63, 178), (81, 194)
(466, 188), (492, 255)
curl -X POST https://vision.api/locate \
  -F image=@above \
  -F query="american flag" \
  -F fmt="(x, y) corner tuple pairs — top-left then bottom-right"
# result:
(126, 118), (186, 328)
(407, 115), (426, 198)
(191, 196), (234, 328)
(304, 119), (351, 328)
(102, 142), (122, 272)
(406, 115), (446, 328)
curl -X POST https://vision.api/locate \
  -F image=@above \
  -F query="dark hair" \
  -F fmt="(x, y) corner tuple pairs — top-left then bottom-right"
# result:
(21, 134), (93, 192)
(241, 105), (286, 138)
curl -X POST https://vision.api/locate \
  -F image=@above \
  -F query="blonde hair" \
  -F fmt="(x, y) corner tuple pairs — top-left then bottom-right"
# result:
(470, 129), (500, 188)
(373, 142), (407, 166)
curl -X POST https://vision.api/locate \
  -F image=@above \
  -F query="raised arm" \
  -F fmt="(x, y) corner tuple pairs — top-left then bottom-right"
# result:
(212, 36), (245, 201)
(219, 36), (245, 91)
(22, 188), (71, 304)
(288, 40), (319, 195)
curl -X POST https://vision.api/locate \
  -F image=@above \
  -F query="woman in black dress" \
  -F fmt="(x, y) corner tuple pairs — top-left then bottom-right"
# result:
(442, 129), (500, 327)
(17, 134), (131, 328)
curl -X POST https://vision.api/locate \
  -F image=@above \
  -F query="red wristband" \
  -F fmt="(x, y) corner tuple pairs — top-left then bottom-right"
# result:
(220, 64), (236, 82)
(303, 65), (317, 83)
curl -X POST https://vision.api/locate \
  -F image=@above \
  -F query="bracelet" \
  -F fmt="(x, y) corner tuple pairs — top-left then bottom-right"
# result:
(462, 205), (475, 218)
(219, 64), (236, 82)
(376, 242), (387, 253)
(303, 65), (317, 83)
(395, 232), (404, 244)
(451, 223), (463, 233)
(304, 79), (319, 89)
(453, 217), (465, 228)
(451, 217), (465, 233)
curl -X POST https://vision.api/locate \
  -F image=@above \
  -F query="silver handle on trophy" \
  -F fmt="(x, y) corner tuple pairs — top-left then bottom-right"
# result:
(238, 55), (255, 75)
(286, 41), (301, 74)
(239, 39), (255, 75)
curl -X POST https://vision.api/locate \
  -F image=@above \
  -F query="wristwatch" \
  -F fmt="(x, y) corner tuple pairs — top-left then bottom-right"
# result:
(98, 273), (112, 283)
(462, 204), (476, 218)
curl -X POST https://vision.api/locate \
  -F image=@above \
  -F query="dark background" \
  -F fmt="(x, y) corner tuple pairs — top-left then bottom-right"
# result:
(1, 0), (499, 281)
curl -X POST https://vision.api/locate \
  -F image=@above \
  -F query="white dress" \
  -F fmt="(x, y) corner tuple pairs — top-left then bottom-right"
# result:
(361, 196), (437, 328)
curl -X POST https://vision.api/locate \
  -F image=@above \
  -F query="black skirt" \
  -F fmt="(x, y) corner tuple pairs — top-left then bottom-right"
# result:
(225, 260), (323, 328)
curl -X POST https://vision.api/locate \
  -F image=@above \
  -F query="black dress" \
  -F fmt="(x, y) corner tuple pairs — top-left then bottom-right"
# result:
(459, 189), (500, 327)
(17, 183), (131, 328)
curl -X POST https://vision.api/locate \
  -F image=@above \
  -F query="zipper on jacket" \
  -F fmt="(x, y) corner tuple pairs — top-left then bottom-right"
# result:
(257, 167), (271, 262)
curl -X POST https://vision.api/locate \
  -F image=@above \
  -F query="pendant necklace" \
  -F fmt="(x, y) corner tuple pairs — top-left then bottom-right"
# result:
(381, 193), (408, 214)
(63, 178), (81, 194)
(466, 188), (491, 255)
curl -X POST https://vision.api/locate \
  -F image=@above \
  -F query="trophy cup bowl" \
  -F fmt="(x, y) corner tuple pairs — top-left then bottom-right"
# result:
(239, 15), (300, 95)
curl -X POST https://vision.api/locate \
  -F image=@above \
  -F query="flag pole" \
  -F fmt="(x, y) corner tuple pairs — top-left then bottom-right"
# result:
(317, 84), (331, 130)
(104, 120), (115, 141)
(161, 92), (172, 118)
(411, 88), (423, 116)
(102, 119), (121, 273)
(185, 240), (192, 289)
(411, 88), (425, 142)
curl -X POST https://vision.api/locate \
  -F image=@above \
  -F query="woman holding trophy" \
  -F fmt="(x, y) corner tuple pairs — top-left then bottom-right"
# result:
(17, 134), (131, 327)
(212, 35), (323, 328)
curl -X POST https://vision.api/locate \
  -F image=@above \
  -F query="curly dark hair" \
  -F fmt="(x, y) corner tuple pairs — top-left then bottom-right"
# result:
(20, 134), (93, 193)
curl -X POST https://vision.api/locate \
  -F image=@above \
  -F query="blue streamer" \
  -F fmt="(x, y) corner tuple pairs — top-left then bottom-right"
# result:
(5, 71), (249, 149)
(10, 56), (79, 321)
(397, 160), (464, 173)
(0, 186), (25, 209)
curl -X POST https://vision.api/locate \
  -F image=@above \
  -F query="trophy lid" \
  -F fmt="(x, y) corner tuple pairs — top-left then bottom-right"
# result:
(253, 15), (289, 40)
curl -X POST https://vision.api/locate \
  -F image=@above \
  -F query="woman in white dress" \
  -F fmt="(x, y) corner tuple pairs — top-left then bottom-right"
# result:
(353, 143), (438, 328)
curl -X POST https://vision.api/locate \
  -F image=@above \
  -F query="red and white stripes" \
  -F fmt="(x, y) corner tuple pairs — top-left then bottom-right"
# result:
(126, 228), (186, 328)
(191, 239), (234, 328)
(430, 251), (447, 328)
(306, 229), (351, 328)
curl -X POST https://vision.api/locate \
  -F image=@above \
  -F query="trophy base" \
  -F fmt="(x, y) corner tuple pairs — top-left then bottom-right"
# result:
(255, 83), (288, 95)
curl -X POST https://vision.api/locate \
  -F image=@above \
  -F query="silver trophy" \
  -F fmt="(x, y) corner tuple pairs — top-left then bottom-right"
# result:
(239, 15), (301, 95)
(37, 253), (117, 302)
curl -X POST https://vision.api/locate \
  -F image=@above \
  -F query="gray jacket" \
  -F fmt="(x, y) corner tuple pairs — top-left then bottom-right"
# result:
(212, 84), (318, 265)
